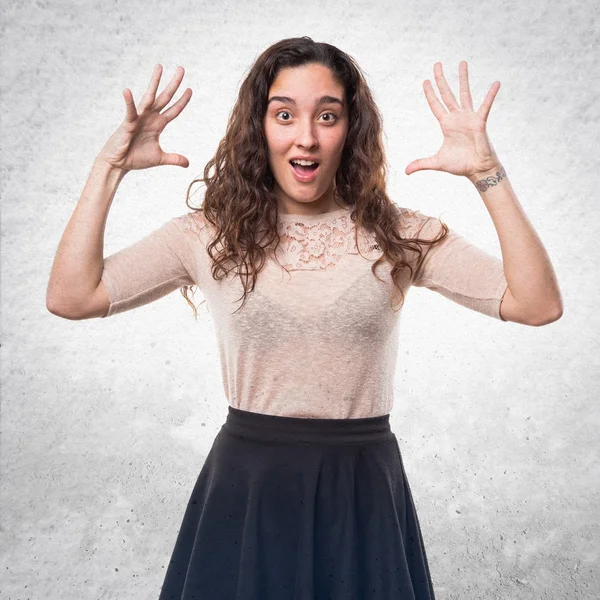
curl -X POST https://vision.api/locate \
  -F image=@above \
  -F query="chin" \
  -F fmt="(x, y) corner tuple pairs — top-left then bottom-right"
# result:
(278, 185), (323, 202)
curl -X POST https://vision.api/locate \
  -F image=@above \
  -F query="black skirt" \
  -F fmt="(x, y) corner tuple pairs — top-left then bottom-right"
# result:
(159, 406), (436, 600)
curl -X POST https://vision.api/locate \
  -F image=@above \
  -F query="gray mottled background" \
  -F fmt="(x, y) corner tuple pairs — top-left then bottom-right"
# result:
(1, 0), (598, 598)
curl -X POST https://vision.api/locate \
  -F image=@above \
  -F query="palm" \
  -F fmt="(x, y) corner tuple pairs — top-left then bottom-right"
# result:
(117, 114), (170, 170)
(98, 64), (192, 172)
(406, 61), (501, 178)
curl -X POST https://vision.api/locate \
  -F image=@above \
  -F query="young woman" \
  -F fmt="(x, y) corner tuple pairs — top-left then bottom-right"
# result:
(47, 36), (562, 600)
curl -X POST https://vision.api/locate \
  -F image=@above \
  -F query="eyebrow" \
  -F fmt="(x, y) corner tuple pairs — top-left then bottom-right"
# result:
(267, 95), (344, 108)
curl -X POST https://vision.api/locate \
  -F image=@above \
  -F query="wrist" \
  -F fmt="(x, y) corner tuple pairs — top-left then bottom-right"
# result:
(467, 164), (507, 191)
(93, 156), (129, 177)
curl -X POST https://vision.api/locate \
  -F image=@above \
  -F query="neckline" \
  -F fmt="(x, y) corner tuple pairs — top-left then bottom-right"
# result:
(277, 206), (351, 223)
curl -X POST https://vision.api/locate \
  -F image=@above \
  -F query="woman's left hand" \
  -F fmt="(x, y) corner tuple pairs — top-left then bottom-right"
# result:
(405, 61), (502, 178)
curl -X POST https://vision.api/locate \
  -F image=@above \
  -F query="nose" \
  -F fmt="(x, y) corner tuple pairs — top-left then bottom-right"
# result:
(295, 117), (318, 149)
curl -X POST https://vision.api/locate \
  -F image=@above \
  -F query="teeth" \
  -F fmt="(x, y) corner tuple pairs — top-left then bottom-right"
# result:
(291, 159), (318, 166)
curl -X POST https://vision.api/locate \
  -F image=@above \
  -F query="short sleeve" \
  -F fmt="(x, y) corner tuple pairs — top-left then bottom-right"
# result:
(100, 215), (198, 318)
(399, 208), (509, 321)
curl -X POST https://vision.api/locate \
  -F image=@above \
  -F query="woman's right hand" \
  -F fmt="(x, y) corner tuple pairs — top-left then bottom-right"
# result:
(96, 64), (192, 172)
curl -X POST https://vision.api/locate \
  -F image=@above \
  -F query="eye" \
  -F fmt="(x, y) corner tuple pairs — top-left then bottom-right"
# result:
(274, 111), (339, 123)
(320, 112), (338, 123)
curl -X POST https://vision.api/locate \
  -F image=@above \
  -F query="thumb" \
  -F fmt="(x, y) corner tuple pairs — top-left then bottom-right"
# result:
(405, 156), (438, 176)
(161, 152), (190, 168)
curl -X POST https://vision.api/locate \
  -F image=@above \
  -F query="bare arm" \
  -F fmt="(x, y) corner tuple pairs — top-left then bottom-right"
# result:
(46, 159), (128, 319)
(467, 165), (563, 326)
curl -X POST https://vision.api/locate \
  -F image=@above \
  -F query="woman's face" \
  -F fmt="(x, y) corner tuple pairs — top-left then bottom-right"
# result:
(263, 63), (349, 215)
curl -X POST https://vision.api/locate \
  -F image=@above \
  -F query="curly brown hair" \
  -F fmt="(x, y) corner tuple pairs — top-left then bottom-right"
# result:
(180, 36), (448, 318)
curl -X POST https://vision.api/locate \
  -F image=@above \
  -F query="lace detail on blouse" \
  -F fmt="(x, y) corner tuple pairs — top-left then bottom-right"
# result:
(396, 207), (430, 239)
(275, 213), (382, 271)
(179, 210), (387, 272)
(180, 212), (209, 238)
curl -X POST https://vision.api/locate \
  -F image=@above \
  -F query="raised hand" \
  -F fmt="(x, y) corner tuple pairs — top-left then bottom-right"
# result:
(405, 61), (501, 178)
(97, 64), (192, 172)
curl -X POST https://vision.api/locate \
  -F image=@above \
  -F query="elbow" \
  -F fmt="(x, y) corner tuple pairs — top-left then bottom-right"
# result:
(46, 283), (76, 319)
(46, 297), (82, 320)
(530, 304), (564, 327)
(526, 286), (564, 327)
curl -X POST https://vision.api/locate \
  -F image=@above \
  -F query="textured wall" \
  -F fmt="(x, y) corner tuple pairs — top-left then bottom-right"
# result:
(1, 0), (598, 598)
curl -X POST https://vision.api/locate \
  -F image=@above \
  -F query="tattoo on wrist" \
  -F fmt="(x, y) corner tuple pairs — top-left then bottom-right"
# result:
(473, 166), (507, 192)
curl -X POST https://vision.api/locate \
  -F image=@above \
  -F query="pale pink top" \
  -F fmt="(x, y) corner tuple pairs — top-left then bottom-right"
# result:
(101, 205), (508, 419)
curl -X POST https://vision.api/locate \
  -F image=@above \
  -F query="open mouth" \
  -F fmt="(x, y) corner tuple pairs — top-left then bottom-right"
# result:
(289, 160), (320, 181)
(290, 160), (319, 173)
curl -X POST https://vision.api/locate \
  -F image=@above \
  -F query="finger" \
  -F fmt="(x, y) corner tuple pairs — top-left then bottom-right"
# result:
(433, 62), (460, 111)
(122, 88), (138, 123)
(459, 60), (474, 111)
(423, 79), (447, 122)
(477, 81), (500, 123)
(405, 155), (440, 176)
(161, 88), (193, 123)
(154, 66), (186, 112)
(138, 64), (163, 112)
(160, 151), (190, 168)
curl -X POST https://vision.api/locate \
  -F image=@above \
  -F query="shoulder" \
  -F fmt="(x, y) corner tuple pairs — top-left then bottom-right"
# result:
(395, 206), (446, 241)
(172, 210), (212, 241)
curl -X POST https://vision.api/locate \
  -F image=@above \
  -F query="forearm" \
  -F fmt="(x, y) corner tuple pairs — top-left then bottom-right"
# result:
(466, 165), (563, 320)
(46, 159), (128, 313)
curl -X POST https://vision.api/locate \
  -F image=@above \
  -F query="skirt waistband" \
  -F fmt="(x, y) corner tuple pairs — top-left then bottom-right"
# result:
(223, 406), (393, 444)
